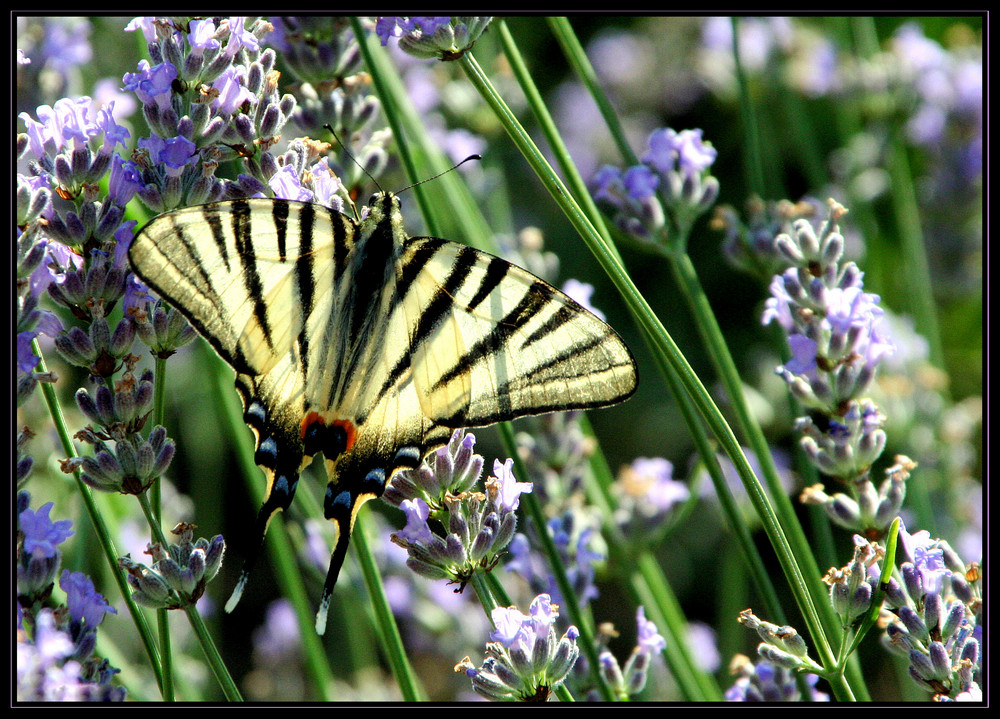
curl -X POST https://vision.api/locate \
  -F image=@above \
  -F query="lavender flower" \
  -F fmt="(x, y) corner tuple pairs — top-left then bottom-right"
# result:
(376, 17), (492, 61)
(590, 126), (719, 246)
(801, 454), (911, 533)
(596, 606), (667, 697)
(17, 610), (89, 701)
(613, 457), (689, 534)
(458, 594), (580, 701)
(724, 654), (828, 702)
(18, 496), (74, 600)
(121, 16), (296, 209)
(119, 523), (225, 610)
(762, 200), (896, 486)
(268, 17), (362, 86)
(16, 493), (124, 701)
(878, 519), (981, 699)
(387, 433), (527, 587)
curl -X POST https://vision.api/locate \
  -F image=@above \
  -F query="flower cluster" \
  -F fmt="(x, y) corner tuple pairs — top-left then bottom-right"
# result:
(822, 534), (891, 626)
(120, 522), (226, 610)
(714, 197), (843, 281)
(376, 17), (493, 61)
(457, 594), (579, 701)
(595, 607), (667, 698)
(16, 92), (138, 404)
(736, 608), (818, 674)
(737, 188), (982, 700)
(267, 17), (363, 86)
(385, 430), (529, 587)
(801, 455), (911, 535)
(590, 127), (719, 247)
(17, 492), (123, 701)
(762, 201), (896, 491)
(121, 16), (295, 209)
(724, 654), (828, 702)
(17, 493), (74, 603)
(879, 522), (981, 700)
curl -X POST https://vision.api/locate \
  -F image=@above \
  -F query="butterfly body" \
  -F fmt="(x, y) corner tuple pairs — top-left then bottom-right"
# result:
(129, 191), (636, 633)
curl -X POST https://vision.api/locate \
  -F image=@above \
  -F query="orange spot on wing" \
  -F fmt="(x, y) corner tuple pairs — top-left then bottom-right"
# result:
(333, 419), (356, 452)
(301, 412), (357, 453)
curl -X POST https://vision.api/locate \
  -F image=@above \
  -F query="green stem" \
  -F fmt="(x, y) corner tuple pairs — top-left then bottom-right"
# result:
(352, 513), (426, 701)
(547, 17), (639, 168)
(731, 17), (767, 198)
(500, 19), (622, 265)
(182, 602), (244, 701)
(32, 339), (164, 696)
(150, 355), (174, 701)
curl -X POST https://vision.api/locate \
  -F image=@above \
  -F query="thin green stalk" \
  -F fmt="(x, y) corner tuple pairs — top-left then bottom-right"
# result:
(31, 339), (164, 696)
(546, 17), (639, 168)
(182, 600), (243, 702)
(887, 134), (944, 368)
(668, 258), (834, 613)
(470, 571), (500, 618)
(499, 20), (623, 265)
(484, 569), (512, 610)
(845, 517), (900, 660)
(583, 371), (733, 702)
(352, 513), (426, 701)
(497, 422), (616, 702)
(731, 17), (767, 199)
(150, 355), (174, 701)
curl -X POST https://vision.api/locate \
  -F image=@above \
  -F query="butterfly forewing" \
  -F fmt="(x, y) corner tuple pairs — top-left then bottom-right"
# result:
(128, 191), (637, 634)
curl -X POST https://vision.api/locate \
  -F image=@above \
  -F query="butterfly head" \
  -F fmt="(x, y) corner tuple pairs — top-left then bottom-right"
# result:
(364, 192), (399, 218)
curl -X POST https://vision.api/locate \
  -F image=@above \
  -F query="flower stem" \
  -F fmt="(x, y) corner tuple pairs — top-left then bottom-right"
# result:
(32, 338), (165, 696)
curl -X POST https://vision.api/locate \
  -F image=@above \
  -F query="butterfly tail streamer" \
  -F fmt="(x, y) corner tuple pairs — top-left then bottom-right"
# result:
(315, 474), (381, 635)
(224, 466), (301, 613)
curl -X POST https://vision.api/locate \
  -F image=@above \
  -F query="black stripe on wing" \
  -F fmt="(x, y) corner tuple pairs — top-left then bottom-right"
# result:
(290, 201), (314, 377)
(434, 281), (553, 390)
(370, 243), (481, 407)
(230, 200), (278, 358)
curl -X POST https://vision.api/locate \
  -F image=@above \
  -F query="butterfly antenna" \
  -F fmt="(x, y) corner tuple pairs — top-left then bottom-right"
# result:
(324, 123), (383, 194)
(397, 154), (481, 195)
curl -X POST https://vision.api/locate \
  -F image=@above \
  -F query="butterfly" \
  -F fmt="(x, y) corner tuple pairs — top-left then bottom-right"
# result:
(128, 190), (637, 633)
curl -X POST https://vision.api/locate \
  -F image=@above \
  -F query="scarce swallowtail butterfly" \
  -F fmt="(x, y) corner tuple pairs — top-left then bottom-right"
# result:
(128, 190), (637, 634)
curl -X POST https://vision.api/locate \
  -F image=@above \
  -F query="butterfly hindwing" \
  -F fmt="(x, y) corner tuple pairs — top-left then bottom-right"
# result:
(128, 191), (637, 634)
